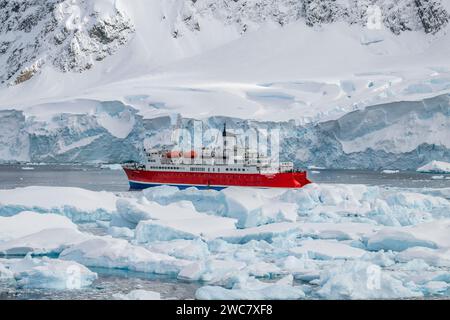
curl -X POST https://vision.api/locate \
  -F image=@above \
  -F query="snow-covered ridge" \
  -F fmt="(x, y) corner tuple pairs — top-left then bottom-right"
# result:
(0, 0), (448, 87)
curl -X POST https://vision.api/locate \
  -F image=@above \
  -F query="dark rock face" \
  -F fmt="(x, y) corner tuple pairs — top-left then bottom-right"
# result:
(0, 0), (134, 85)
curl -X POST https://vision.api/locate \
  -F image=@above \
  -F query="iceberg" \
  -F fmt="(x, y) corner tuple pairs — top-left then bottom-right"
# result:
(0, 211), (78, 242)
(178, 259), (247, 283)
(417, 160), (450, 173)
(0, 187), (118, 222)
(290, 239), (367, 260)
(147, 239), (209, 261)
(316, 261), (422, 299)
(59, 236), (191, 276)
(195, 275), (305, 300)
(1, 255), (97, 290)
(367, 230), (438, 252)
(0, 228), (90, 256)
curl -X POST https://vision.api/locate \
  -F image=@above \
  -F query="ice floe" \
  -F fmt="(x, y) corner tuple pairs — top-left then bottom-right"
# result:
(0, 228), (90, 256)
(1, 255), (97, 290)
(60, 236), (191, 276)
(1, 183), (450, 299)
(0, 211), (78, 242)
(315, 261), (423, 299)
(0, 187), (117, 221)
(195, 275), (305, 300)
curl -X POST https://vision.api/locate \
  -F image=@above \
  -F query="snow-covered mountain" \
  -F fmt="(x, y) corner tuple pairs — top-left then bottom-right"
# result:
(0, 0), (449, 168)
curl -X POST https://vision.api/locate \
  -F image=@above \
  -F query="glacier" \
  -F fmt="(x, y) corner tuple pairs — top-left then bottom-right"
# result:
(2, 94), (449, 170)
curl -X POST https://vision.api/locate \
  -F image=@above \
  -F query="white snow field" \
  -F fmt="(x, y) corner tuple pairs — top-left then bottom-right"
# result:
(1, 184), (450, 298)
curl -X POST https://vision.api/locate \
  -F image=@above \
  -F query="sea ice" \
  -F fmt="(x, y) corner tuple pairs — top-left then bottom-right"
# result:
(0, 187), (117, 221)
(178, 259), (247, 283)
(147, 239), (209, 261)
(367, 229), (438, 252)
(60, 236), (191, 276)
(2, 255), (97, 290)
(316, 261), (422, 299)
(290, 239), (367, 260)
(195, 275), (305, 300)
(0, 228), (90, 256)
(0, 211), (78, 242)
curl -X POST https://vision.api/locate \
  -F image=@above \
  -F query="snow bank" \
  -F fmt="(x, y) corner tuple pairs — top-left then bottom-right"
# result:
(60, 236), (190, 276)
(417, 161), (450, 173)
(196, 275), (305, 300)
(2, 255), (97, 290)
(0, 211), (78, 242)
(0, 187), (117, 222)
(114, 289), (161, 300)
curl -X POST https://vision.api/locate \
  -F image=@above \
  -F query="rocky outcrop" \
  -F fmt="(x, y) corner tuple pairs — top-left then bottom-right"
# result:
(0, 0), (134, 85)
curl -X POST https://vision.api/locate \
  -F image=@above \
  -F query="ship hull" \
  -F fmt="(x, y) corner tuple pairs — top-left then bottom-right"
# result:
(123, 168), (311, 190)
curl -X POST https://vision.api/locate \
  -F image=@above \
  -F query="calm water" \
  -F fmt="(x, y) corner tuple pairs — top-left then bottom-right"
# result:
(0, 164), (449, 191)
(1, 164), (449, 300)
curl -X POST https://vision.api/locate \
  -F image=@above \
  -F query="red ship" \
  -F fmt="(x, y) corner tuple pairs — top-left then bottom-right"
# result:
(123, 125), (311, 190)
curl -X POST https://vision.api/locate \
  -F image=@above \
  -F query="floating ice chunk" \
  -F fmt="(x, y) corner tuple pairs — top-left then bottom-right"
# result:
(361, 251), (396, 267)
(367, 229), (437, 252)
(431, 175), (444, 180)
(108, 226), (135, 240)
(396, 247), (450, 267)
(100, 164), (123, 170)
(420, 281), (449, 295)
(3, 255), (97, 290)
(113, 289), (161, 300)
(147, 239), (209, 261)
(0, 211), (78, 242)
(417, 160), (450, 173)
(0, 262), (14, 280)
(0, 228), (90, 256)
(21, 167), (35, 170)
(290, 240), (367, 260)
(316, 261), (422, 299)
(213, 222), (301, 244)
(134, 202), (237, 243)
(0, 187), (117, 222)
(195, 275), (305, 300)
(382, 170), (399, 174)
(279, 256), (320, 282)
(221, 187), (289, 228)
(178, 259), (247, 283)
(143, 186), (226, 214)
(60, 236), (190, 276)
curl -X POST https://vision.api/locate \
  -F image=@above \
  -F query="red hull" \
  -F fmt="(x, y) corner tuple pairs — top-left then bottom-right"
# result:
(123, 168), (311, 189)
